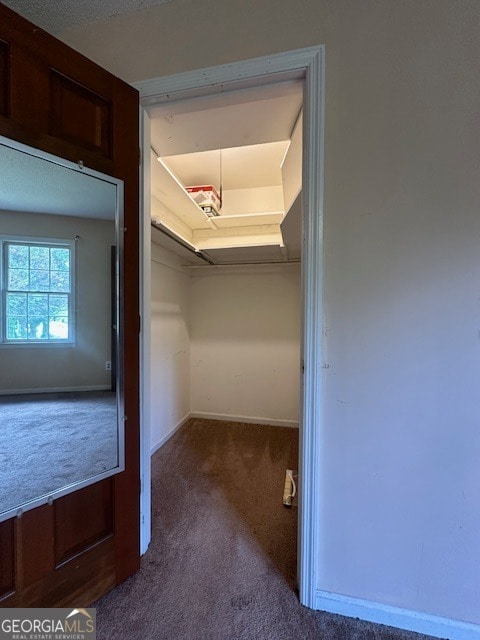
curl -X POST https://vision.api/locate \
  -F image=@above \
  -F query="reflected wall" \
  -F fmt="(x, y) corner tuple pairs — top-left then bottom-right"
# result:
(0, 211), (114, 392)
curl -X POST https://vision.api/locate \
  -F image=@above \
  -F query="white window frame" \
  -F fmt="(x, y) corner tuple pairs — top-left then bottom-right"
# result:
(0, 235), (76, 347)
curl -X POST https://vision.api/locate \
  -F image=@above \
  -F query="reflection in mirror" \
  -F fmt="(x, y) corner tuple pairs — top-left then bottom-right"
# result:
(0, 136), (124, 522)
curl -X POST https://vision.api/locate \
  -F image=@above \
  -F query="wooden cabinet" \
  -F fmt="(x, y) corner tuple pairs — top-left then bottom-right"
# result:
(0, 3), (140, 606)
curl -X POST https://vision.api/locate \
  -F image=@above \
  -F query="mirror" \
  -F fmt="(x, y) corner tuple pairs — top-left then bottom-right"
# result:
(0, 135), (124, 522)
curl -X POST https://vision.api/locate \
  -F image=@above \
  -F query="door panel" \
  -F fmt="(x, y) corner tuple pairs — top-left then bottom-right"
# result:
(0, 520), (14, 598)
(54, 481), (114, 568)
(2, 535), (116, 608)
(16, 507), (55, 590)
(0, 3), (140, 607)
(50, 71), (113, 158)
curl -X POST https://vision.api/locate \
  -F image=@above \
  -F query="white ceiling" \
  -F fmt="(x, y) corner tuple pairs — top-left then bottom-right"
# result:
(2, 0), (174, 35)
(0, 142), (117, 220)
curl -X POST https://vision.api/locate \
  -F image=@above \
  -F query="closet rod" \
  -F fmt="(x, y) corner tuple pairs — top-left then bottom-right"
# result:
(151, 220), (217, 265)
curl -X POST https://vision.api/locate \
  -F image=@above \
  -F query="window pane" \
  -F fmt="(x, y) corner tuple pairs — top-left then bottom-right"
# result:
(6, 293), (27, 315)
(49, 316), (69, 339)
(28, 318), (48, 340)
(30, 269), (50, 291)
(50, 248), (70, 272)
(50, 270), (70, 292)
(8, 268), (29, 291)
(28, 294), (49, 316)
(8, 244), (29, 269)
(7, 317), (28, 340)
(49, 294), (68, 315)
(4, 241), (73, 343)
(29, 246), (50, 270)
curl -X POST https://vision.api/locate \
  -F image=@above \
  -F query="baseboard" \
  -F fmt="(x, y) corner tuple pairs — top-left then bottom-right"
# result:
(190, 411), (299, 428)
(150, 413), (191, 456)
(315, 589), (480, 640)
(0, 385), (111, 396)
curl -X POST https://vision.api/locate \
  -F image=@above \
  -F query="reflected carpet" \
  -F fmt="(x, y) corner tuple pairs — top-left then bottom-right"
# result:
(0, 391), (117, 514)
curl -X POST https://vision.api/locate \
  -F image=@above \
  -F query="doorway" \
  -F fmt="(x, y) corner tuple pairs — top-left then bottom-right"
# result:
(136, 46), (325, 609)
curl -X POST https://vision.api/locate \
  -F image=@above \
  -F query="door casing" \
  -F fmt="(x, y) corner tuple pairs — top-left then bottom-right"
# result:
(135, 45), (325, 608)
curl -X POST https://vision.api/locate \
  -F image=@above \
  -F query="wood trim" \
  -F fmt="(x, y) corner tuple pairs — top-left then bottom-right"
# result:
(299, 46), (325, 608)
(315, 590), (480, 640)
(139, 108), (152, 555)
(0, 112), (113, 174)
(133, 46), (320, 104)
(112, 79), (140, 584)
(189, 412), (299, 429)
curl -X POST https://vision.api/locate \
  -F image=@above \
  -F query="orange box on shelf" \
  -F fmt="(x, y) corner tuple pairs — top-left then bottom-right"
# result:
(186, 185), (222, 215)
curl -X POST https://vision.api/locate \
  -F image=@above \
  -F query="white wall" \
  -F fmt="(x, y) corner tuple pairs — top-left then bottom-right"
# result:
(190, 263), (301, 427)
(150, 243), (190, 453)
(60, 0), (480, 630)
(150, 253), (300, 444)
(0, 210), (113, 392)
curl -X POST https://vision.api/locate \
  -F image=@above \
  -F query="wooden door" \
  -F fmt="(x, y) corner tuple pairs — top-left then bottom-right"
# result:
(0, 4), (140, 606)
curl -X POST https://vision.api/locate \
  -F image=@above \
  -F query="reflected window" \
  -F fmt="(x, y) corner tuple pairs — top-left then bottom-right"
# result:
(1, 236), (75, 344)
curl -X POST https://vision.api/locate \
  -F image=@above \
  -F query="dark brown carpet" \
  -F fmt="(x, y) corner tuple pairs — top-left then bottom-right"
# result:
(94, 418), (435, 640)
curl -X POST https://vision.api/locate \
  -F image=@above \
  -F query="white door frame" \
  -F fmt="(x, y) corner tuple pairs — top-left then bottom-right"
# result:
(135, 45), (325, 609)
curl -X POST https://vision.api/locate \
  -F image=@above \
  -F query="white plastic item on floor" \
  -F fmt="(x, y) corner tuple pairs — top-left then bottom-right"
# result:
(283, 469), (296, 507)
